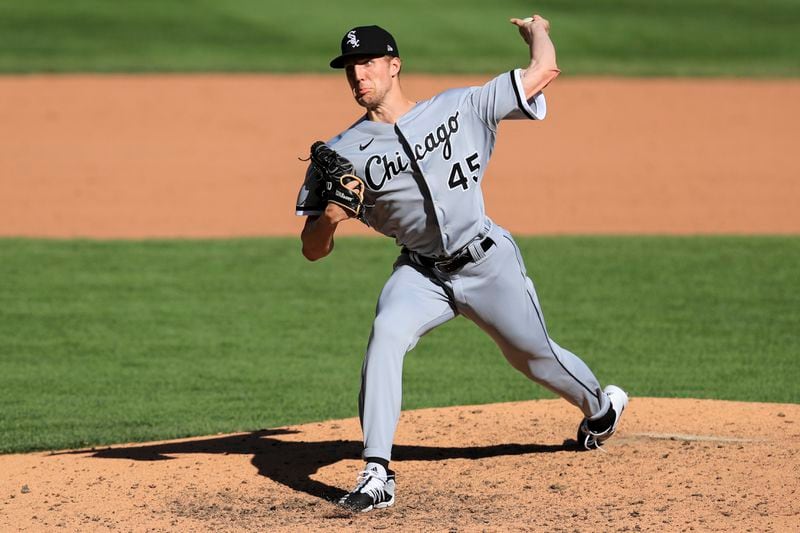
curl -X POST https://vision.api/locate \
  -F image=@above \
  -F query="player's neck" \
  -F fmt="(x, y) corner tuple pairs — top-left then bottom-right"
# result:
(365, 91), (416, 124)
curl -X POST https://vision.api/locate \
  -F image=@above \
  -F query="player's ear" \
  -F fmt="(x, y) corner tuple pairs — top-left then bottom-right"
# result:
(389, 57), (402, 78)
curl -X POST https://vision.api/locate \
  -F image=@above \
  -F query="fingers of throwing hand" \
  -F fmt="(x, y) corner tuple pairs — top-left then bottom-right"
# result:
(509, 14), (548, 30)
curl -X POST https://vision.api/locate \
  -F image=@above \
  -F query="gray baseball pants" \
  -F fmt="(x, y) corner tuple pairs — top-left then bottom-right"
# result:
(358, 221), (610, 461)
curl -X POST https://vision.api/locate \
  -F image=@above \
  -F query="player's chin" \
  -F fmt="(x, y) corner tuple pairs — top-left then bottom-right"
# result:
(354, 94), (373, 107)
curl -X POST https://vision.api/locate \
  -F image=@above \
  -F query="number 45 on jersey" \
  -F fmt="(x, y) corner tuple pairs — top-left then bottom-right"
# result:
(448, 152), (481, 190)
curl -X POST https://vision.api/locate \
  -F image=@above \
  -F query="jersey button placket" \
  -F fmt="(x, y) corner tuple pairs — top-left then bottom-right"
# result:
(393, 122), (448, 256)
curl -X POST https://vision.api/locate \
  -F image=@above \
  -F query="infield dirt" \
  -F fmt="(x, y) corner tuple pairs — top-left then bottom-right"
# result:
(1, 75), (799, 237)
(1, 75), (799, 531)
(2, 398), (799, 532)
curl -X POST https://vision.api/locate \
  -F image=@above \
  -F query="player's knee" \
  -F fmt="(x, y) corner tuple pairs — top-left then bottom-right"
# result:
(524, 357), (554, 380)
(501, 341), (556, 377)
(369, 313), (416, 353)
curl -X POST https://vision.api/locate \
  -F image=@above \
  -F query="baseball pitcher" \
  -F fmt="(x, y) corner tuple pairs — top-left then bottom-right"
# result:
(296, 14), (628, 513)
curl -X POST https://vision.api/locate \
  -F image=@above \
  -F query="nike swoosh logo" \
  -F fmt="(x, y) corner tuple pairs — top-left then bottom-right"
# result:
(359, 138), (375, 151)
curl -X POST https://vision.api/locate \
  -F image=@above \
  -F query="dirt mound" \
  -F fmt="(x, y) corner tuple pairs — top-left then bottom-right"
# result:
(2, 398), (797, 531)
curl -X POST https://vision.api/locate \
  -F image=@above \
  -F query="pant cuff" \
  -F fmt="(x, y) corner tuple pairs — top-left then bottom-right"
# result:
(587, 391), (611, 420)
(362, 447), (391, 462)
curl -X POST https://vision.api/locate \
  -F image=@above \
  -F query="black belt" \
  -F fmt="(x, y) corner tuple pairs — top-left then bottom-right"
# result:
(405, 237), (495, 274)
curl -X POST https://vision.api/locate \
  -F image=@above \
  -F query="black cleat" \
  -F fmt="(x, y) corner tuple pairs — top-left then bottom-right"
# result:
(338, 465), (396, 512)
(577, 385), (629, 450)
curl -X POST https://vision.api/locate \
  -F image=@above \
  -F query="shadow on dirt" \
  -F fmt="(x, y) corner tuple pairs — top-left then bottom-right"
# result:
(55, 430), (578, 503)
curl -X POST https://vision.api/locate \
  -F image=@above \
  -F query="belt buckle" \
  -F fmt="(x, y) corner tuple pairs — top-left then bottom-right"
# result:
(434, 258), (455, 273)
(434, 249), (468, 273)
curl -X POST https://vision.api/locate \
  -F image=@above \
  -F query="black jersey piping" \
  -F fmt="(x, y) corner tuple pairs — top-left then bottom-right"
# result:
(502, 234), (599, 400)
(393, 124), (446, 254)
(509, 70), (536, 120)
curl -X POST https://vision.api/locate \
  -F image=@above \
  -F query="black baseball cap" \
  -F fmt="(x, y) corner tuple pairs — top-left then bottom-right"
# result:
(329, 25), (400, 69)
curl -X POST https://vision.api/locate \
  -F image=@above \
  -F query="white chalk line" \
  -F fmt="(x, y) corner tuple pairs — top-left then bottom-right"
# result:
(623, 432), (766, 443)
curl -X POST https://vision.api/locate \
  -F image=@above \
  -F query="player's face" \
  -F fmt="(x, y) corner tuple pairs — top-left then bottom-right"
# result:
(344, 56), (395, 108)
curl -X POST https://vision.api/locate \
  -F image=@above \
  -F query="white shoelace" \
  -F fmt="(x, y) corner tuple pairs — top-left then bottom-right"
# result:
(352, 470), (388, 499)
(581, 422), (610, 453)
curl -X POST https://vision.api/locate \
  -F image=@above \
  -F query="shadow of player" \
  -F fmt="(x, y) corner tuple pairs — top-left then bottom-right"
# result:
(55, 429), (579, 503)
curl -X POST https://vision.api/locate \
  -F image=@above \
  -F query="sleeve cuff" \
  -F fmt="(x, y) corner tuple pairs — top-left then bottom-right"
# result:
(509, 69), (547, 120)
(296, 208), (324, 216)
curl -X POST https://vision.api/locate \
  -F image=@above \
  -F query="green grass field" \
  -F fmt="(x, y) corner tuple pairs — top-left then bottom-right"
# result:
(1, 0), (798, 455)
(0, 0), (798, 75)
(1, 236), (797, 453)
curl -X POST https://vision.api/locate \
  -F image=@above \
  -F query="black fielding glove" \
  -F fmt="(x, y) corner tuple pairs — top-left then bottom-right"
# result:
(309, 141), (367, 221)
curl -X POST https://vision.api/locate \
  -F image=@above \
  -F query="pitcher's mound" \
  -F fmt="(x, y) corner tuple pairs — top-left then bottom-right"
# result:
(1, 398), (798, 531)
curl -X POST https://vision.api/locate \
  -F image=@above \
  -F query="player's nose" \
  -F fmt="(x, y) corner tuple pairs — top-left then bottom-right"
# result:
(352, 63), (369, 79)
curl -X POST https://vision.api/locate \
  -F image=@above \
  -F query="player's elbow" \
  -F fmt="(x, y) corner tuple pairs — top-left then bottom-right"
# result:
(300, 216), (334, 261)
(522, 64), (560, 99)
(301, 240), (333, 261)
(301, 244), (322, 261)
(302, 247), (324, 261)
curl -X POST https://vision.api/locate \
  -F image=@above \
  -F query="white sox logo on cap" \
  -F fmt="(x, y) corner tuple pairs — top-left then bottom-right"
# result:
(330, 25), (399, 68)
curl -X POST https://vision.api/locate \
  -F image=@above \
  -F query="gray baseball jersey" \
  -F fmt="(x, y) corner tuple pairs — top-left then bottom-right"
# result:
(297, 69), (610, 462)
(296, 69), (544, 257)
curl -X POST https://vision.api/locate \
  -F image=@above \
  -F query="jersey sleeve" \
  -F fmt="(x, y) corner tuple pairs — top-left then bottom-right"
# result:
(295, 164), (325, 216)
(469, 69), (547, 130)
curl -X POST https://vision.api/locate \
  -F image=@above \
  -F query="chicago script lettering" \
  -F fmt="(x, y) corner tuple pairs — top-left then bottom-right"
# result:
(365, 152), (409, 190)
(413, 112), (459, 161)
(362, 111), (461, 190)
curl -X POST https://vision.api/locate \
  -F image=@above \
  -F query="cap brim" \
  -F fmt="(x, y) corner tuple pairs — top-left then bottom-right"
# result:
(329, 55), (348, 69)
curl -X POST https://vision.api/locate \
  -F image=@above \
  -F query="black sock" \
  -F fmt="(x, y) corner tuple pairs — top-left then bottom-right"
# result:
(587, 406), (616, 433)
(364, 456), (390, 471)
